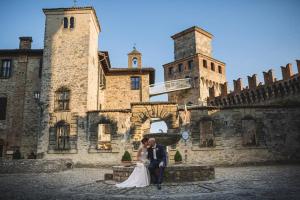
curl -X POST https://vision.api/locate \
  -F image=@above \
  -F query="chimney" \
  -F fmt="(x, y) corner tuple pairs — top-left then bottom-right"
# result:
(233, 78), (242, 93)
(19, 37), (32, 49)
(247, 74), (258, 90)
(263, 69), (275, 85)
(281, 63), (293, 80)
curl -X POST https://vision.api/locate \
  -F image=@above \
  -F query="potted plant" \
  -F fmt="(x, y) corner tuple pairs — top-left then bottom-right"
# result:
(174, 150), (183, 164)
(121, 150), (132, 164)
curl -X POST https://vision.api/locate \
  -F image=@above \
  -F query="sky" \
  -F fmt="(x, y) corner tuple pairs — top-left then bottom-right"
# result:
(1, 0), (300, 131)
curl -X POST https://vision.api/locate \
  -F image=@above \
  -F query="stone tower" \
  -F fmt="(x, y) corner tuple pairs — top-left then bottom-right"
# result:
(38, 7), (101, 156)
(128, 47), (142, 68)
(163, 26), (227, 105)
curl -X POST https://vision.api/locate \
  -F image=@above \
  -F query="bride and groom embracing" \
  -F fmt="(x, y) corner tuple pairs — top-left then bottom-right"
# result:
(116, 137), (167, 190)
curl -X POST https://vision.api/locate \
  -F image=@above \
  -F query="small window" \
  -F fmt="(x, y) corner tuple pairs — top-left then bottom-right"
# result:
(63, 17), (68, 28)
(39, 58), (43, 78)
(168, 67), (173, 75)
(131, 77), (140, 90)
(178, 63), (183, 72)
(203, 60), (207, 68)
(55, 88), (70, 111)
(70, 17), (75, 28)
(0, 97), (7, 120)
(218, 66), (222, 74)
(211, 63), (215, 71)
(0, 60), (12, 78)
(188, 60), (194, 70)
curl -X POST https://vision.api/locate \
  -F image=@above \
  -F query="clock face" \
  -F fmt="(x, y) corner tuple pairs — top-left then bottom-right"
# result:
(182, 131), (189, 140)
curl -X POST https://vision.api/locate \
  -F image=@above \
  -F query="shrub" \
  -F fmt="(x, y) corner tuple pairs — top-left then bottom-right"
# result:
(174, 150), (182, 162)
(121, 151), (132, 162)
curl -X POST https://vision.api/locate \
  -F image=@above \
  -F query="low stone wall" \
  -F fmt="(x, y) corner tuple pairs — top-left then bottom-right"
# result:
(113, 164), (215, 183)
(0, 159), (73, 174)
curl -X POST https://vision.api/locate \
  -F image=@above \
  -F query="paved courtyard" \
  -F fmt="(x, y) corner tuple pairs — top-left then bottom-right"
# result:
(0, 165), (300, 200)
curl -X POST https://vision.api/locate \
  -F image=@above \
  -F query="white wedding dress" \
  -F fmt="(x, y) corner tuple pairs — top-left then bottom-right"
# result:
(116, 147), (150, 188)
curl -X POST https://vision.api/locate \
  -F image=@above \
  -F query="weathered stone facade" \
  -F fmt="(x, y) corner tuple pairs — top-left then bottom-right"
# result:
(0, 6), (299, 167)
(0, 41), (42, 158)
(163, 26), (226, 105)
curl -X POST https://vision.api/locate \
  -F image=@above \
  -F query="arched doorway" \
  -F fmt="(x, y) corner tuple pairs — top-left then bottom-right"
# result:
(131, 103), (179, 141)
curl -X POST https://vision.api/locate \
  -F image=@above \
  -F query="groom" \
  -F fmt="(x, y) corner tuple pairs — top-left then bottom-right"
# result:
(147, 138), (167, 190)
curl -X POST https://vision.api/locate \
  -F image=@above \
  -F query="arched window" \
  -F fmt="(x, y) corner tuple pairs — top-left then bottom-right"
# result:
(70, 17), (75, 28)
(132, 57), (138, 68)
(56, 121), (70, 150)
(63, 17), (68, 28)
(55, 87), (70, 111)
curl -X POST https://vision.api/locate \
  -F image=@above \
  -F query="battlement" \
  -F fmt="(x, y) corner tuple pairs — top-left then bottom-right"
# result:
(209, 60), (300, 106)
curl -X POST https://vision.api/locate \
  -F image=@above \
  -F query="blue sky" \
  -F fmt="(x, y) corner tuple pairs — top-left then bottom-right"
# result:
(1, 0), (299, 101)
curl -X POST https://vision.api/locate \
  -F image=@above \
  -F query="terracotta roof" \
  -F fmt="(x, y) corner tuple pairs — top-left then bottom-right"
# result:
(128, 49), (141, 55)
(42, 7), (101, 32)
(171, 26), (213, 39)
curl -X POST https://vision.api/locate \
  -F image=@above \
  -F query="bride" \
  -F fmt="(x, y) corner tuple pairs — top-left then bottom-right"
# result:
(116, 138), (150, 188)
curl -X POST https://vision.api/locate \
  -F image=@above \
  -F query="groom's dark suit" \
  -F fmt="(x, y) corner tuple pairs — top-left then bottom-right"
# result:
(147, 143), (167, 185)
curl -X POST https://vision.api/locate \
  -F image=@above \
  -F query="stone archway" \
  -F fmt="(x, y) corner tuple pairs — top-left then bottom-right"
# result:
(131, 102), (179, 141)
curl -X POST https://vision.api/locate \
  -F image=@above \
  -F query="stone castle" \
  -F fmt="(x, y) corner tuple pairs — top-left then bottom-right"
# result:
(0, 7), (299, 166)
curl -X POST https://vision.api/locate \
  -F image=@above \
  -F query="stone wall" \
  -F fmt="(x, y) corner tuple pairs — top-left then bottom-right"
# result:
(0, 52), (42, 159)
(209, 63), (300, 107)
(113, 164), (215, 182)
(173, 105), (300, 166)
(103, 74), (150, 109)
(38, 8), (100, 156)
(172, 26), (212, 60)
(0, 159), (73, 174)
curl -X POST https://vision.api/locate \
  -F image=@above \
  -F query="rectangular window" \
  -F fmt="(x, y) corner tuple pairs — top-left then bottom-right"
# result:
(188, 60), (194, 70)
(211, 62), (215, 71)
(178, 63), (183, 72)
(0, 60), (12, 78)
(203, 60), (207, 68)
(218, 66), (222, 74)
(131, 76), (140, 90)
(0, 97), (7, 120)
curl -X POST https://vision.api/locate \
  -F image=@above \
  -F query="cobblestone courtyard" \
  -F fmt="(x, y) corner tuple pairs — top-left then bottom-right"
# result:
(0, 165), (300, 200)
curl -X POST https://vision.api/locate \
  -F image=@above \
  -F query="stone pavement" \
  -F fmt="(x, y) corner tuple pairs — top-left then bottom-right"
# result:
(0, 165), (300, 200)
